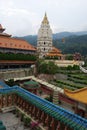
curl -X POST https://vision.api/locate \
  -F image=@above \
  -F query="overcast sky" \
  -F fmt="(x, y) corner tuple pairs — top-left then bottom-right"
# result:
(0, 0), (87, 36)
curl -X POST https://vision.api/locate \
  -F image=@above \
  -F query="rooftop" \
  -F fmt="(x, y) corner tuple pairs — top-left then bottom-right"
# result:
(64, 88), (87, 104)
(0, 36), (36, 51)
(0, 81), (87, 129)
(23, 80), (39, 89)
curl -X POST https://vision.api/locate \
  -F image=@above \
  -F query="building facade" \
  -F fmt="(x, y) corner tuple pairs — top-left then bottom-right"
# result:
(0, 24), (36, 54)
(37, 13), (53, 58)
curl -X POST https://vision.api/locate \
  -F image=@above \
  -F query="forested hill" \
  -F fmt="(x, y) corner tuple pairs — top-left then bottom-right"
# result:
(54, 35), (87, 56)
(14, 34), (87, 56)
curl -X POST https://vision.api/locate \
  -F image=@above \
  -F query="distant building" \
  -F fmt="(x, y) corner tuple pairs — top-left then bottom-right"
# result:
(37, 13), (53, 58)
(37, 13), (64, 59)
(46, 47), (64, 60)
(0, 24), (36, 54)
(0, 24), (36, 69)
(73, 52), (82, 61)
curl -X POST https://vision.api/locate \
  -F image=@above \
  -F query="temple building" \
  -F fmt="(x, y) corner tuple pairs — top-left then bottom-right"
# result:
(64, 88), (87, 118)
(46, 47), (64, 60)
(0, 24), (36, 54)
(0, 24), (36, 69)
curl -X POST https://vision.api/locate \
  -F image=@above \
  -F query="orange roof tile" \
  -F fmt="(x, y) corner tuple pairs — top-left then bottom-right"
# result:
(64, 88), (87, 104)
(46, 46), (63, 56)
(0, 36), (36, 51)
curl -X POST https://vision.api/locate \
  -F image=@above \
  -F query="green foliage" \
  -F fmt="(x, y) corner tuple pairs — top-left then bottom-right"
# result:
(53, 35), (87, 56)
(45, 95), (53, 102)
(0, 53), (36, 61)
(65, 54), (73, 60)
(24, 117), (31, 126)
(55, 80), (83, 90)
(37, 60), (58, 74)
(67, 65), (80, 70)
(6, 79), (16, 87)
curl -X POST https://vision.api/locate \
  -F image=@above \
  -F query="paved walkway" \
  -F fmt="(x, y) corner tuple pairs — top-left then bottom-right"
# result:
(0, 112), (30, 130)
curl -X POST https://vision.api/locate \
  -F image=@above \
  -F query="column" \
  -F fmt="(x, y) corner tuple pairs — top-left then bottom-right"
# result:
(50, 118), (55, 130)
(85, 105), (87, 118)
(74, 102), (78, 114)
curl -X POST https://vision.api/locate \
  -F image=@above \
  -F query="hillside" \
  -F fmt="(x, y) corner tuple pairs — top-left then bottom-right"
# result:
(14, 32), (87, 56)
(54, 35), (87, 56)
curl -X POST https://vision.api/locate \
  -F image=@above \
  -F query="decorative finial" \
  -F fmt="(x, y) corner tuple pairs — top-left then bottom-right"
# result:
(42, 12), (49, 24)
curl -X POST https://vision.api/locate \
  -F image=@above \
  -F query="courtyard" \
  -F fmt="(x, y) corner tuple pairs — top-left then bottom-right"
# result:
(0, 112), (30, 130)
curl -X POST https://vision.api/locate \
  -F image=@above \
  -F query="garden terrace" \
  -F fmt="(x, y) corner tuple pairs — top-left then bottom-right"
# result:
(53, 80), (84, 91)
(0, 82), (87, 130)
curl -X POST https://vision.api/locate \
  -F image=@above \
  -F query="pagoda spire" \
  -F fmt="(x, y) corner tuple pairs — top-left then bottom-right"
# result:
(42, 12), (49, 24)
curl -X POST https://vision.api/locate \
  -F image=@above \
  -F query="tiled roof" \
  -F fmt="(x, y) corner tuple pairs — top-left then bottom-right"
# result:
(23, 80), (39, 89)
(0, 36), (36, 51)
(0, 81), (87, 129)
(46, 47), (63, 56)
(65, 88), (87, 104)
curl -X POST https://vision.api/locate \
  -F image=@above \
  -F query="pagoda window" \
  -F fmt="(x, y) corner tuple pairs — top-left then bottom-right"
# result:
(44, 48), (45, 51)
(44, 42), (45, 45)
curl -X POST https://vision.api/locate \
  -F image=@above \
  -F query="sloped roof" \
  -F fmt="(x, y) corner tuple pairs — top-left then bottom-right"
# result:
(64, 88), (87, 104)
(23, 80), (39, 89)
(0, 36), (36, 51)
(0, 82), (87, 129)
(46, 47), (63, 56)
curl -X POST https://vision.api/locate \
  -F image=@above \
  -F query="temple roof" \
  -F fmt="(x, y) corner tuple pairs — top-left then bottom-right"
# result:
(0, 81), (87, 129)
(23, 80), (39, 89)
(46, 47), (63, 56)
(0, 36), (36, 51)
(42, 13), (49, 24)
(64, 88), (87, 104)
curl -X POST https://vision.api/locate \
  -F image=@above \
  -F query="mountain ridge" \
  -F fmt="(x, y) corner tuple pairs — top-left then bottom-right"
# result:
(14, 31), (87, 56)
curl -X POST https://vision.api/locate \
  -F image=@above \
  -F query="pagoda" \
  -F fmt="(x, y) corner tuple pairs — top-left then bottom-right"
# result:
(37, 13), (53, 58)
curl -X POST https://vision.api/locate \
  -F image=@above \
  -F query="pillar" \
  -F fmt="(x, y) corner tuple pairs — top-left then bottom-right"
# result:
(74, 102), (78, 114)
(85, 106), (87, 118)
(50, 118), (55, 130)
